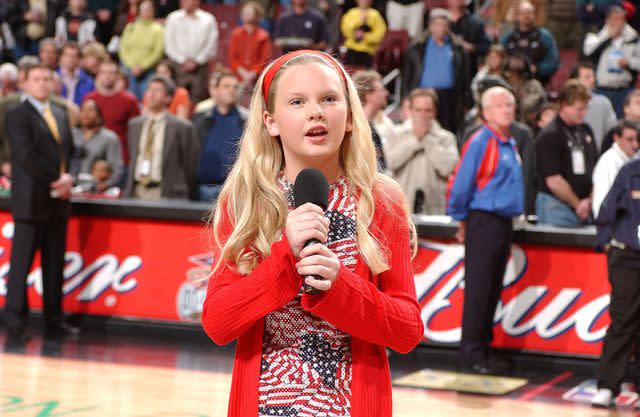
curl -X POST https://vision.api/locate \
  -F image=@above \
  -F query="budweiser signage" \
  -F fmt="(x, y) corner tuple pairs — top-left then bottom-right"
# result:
(414, 240), (609, 356)
(0, 211), (610, 357)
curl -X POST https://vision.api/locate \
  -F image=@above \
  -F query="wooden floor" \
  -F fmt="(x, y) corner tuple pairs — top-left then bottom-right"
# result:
(0, 351), (633, 417)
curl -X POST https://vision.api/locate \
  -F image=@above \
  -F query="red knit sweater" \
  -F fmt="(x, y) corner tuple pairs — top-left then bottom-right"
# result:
(201, 183), (424, 417)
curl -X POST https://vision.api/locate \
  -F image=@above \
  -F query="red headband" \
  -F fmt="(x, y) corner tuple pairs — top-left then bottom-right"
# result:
(262, 50), (347, 103)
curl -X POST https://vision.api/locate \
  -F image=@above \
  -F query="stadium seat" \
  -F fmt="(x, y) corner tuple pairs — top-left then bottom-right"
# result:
(374, 29), (409, 74)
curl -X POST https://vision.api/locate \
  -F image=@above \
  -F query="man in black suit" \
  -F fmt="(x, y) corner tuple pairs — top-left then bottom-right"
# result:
(4, 64), (77, 345)
(125, 75), (200, 200)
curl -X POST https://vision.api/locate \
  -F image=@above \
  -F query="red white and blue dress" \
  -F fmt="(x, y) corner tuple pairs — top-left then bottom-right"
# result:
(258, 175), (358, 417)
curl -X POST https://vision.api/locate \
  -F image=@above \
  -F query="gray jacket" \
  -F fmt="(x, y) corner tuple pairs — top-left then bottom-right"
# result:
(125, 114), (201, 200)
(384, 120), (459, 215)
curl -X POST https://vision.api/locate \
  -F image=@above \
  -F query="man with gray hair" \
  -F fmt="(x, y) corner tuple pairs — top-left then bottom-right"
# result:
(125, 75), (200, 200)
(0, 63), (19, 97)
(447, 86), (524, 374)
(37, 37), (58, 70)
(0, 57), (39, 178)
(402, 8), (470, 133)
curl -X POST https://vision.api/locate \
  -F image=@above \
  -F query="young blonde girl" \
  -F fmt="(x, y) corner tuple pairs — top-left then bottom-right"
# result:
(201, 50), (423, 417)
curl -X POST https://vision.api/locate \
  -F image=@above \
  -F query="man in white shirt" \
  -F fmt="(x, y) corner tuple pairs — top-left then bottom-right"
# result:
(592, 119), (639, 218)
(164, 0), (218, 102)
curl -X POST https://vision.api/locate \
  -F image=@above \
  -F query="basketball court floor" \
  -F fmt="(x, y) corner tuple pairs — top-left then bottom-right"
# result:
(0, 327), (635, 417)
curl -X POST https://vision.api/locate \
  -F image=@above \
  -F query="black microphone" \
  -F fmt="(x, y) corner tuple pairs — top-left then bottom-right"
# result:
(293, 168), (330, 295)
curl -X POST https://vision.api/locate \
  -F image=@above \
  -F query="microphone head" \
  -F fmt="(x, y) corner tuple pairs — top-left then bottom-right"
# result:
(293, 168), (329, 210)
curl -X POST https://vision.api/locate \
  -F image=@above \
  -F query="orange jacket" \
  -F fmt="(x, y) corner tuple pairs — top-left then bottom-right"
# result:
(228, 26), (272, 76)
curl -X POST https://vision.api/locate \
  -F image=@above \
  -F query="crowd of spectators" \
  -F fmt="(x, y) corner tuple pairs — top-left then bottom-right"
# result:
(0, 0), (638, 229)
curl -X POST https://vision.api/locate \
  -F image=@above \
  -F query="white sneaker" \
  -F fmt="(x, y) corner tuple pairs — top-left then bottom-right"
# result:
(591, 388), (614, 408)
(621, 382), (635, 393)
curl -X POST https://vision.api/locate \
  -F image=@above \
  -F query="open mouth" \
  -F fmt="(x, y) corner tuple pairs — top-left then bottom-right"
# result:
(306, 127), (328, 137)
(305, 126), (329, 143)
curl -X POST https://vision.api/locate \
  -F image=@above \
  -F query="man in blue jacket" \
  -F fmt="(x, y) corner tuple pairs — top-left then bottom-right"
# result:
(447, 86), (524, 374)
(57, 42), (94, 106)
(592, 158), (640, 408)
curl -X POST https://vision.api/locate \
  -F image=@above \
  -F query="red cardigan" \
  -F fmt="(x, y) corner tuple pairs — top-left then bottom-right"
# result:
(201, 185), (424, 417)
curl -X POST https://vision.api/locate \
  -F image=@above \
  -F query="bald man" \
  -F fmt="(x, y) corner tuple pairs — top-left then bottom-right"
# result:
(500, 1), (560, 84)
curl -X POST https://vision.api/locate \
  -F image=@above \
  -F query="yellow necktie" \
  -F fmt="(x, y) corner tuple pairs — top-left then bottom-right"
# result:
(43, 106), (61, 143)
(139, 118), (156, 185)
(143, 118), (156, 161)
(43, 106), (65, 173)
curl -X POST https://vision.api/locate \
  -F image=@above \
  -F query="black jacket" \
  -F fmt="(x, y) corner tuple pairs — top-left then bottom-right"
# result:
(6, 0), (61, 48)
(192, 105), (248, 149)
(450, 12), (490, 78)
(7, 99), (74, 221)
(596, 158), (640, 251)
(402, 32), (471, 122)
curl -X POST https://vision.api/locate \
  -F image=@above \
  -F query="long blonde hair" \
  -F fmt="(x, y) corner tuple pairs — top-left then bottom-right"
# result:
(210, 53), (416, 275)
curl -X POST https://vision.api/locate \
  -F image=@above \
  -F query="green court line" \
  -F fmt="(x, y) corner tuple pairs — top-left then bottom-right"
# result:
(0, 395), (96, 416)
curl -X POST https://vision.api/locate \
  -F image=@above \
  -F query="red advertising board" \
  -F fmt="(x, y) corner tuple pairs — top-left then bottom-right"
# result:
(0, 212), (610, 357)
(415, 240), (608, 357)
(0, 212), (211, 322)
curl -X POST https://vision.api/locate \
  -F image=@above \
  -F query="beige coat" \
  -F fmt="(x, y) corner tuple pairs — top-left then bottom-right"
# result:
(384, 120), (459, 215)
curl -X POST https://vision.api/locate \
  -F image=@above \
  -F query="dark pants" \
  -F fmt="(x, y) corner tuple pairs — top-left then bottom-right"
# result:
(344, 50), (373, 68)
(435, 88), (457, 133)
(12, 40), (40, 61)
(597, 247), (640, 394)
(170, 60), (209, 103)
(4, 217), (69, 331)
(459, 210), (513, 368)
(95, 20), (115, 45)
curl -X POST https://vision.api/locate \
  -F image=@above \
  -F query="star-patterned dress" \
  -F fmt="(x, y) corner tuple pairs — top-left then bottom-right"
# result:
(257, 174), (358, 417)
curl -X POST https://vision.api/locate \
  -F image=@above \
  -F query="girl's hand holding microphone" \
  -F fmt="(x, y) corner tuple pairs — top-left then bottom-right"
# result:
(286, 203), (339, 291)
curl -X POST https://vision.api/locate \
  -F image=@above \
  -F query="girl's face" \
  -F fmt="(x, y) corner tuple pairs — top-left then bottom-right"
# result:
(80, 99), (100, 127)
(264, 63), (352, 175)
(487, 51), (504, 71)
(156, 64), (172, 80)
(139, 0), (154, 19)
